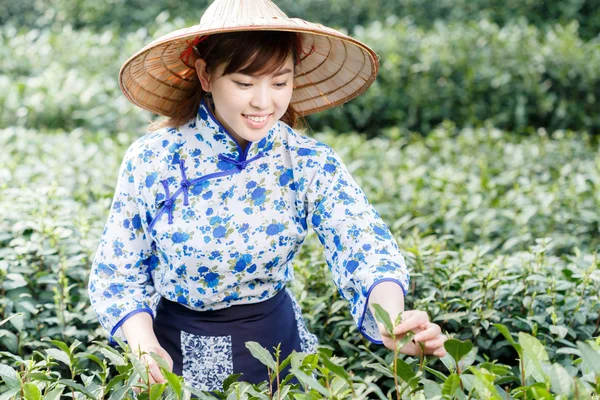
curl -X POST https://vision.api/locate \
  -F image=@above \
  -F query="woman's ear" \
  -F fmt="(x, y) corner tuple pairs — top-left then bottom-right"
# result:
(195, 58), (211, 92)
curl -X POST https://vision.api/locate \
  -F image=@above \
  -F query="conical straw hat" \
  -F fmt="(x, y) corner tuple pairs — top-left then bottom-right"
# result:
(119, 0), (379, 117)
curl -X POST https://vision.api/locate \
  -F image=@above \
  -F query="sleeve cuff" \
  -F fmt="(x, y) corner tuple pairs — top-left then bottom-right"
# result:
(108, 307), (155, 347)
(357, 278), (408, 345)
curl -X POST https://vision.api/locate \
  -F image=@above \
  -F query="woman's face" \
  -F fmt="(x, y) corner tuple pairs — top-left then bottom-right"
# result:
(195, 55), (295, 151)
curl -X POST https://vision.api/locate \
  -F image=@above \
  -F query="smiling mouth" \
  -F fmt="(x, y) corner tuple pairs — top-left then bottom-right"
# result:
(243, 114), (272, 123)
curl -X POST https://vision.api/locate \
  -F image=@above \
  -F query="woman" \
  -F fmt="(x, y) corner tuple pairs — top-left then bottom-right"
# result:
(88, 0), (447, 393)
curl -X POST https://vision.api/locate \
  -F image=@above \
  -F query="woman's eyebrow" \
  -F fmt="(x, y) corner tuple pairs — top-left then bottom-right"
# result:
(273, 68), (292, 77)
(244, 68), (293, 78)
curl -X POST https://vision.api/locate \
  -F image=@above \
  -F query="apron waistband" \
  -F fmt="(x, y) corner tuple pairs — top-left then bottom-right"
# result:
(156, 288), (287, 323)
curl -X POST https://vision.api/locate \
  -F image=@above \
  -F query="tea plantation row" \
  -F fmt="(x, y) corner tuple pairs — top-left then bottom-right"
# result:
(1, 125), (599, 398)
(2, 18), (599, 137)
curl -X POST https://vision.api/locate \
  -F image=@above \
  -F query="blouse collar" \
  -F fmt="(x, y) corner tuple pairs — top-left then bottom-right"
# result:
(193, 98), (277, 161)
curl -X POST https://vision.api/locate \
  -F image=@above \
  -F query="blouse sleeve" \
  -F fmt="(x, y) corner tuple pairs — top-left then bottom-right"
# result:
(306, 146), (410, 344)
(87, 143), (158, 345)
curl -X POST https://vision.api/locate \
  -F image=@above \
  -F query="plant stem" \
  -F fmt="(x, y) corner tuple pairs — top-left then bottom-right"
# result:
(267, 367), (273, 400)
(394, 340), (400, 400)
(276, 349), (281, 400)
(520, 357), (525, 386)
(571, 261), (594, 328)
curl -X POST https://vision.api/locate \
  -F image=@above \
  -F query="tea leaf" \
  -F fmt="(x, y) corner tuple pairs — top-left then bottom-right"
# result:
(163, 369), (183, 398)
(493, 324), (522, 355)
(277, 352), (293, 374)
(46, 348), (71, 367)
(444, 339), (473, 366)
(371, 303), (394, 336)
(58, 379), (97, 399)
(319, 351), (352, 384)
(107, 385), (129, 400)
(149, 383), (167, 400)
(245, 341), (277, 371)
(442, 373), (461, 397)
(577, 341), (600, 376)
(519, 332), (549, 382)
(23, 383), (41, 400)
(396, 331), (415, 352)
(105, 373), (128, 393)
(148, 351), (171, 372)
(222, 373), (242, 391)
(0, 388), (20, 400)
(100, 347), (127, 367)
(422, 378), (442, 398)
(274, 385), (291, 399)
(439, 352), (456, 373)
(394, 357), (417, 388)
(27, 373), (53, 382)
(459, 346), (478, 371)
(83, 353), (105, 368)
(470, 368), (502, 400)
(0, 364), (20, 389)
(423, 366), (447, 381)
(44, 387), (65, 400)
(364, 363), (394, 378)
(289, 366), (330, 396)
(548, 363), (573, 396)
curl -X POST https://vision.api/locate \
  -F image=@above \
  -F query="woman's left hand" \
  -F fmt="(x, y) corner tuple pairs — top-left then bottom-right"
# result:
(378, 310), (447, 357)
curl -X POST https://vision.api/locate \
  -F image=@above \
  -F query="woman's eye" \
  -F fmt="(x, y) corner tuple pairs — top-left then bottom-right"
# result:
(234, 81), (252, 88)
(274, 82), (288, 88)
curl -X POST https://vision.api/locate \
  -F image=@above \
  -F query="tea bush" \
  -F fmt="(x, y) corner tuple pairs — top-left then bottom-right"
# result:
(4, 0), (600, 40)
(1, 125), (599, 398)
(318, 19), (600, 136)
(2, 19), (599, 136)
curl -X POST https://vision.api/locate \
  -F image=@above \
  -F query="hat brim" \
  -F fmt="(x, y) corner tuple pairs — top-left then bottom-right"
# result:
(119, 19), (379, 118)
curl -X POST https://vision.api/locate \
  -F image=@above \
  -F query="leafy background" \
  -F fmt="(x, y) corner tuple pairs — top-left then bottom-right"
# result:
(1, 0), (600, 398)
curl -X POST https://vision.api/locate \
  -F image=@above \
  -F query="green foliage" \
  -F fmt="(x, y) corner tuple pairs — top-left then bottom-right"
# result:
(1, 124), (599, 398)
(2, 0), (599, 396)
(2, 19), (598, 137)
(316, 18), (600, 136)
(4, 0), (600, 41)
(0, 334), (591, 399)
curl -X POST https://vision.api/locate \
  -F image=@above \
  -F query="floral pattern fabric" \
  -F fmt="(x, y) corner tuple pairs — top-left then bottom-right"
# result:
(88, 99), (410, 345)
(286, 288), (319, 354)
(181, 332), (233, 391)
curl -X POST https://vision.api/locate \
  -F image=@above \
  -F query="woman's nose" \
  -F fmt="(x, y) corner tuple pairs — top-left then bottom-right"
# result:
(250, 85), (271, 109)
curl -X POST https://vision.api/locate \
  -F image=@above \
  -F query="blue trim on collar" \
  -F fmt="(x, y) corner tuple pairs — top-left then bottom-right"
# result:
(200, 98), (247, 159)
(197, 98), (277, 161)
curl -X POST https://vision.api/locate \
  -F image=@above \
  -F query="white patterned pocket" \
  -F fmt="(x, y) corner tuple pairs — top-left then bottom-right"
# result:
(180, 331), (234, 392)
(286, 288), (319, 354)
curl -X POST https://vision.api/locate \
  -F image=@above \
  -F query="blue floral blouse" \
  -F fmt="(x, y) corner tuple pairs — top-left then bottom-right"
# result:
(88, 100), (410, 345)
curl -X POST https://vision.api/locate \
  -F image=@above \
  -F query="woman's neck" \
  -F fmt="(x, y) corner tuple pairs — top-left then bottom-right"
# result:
(205, 95), (249, 153)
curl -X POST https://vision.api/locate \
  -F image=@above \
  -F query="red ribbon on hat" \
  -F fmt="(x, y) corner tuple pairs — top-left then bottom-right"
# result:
(180, 35), (208, 65)
(301, 44), (315, 60)
(295, 35), (316, 65)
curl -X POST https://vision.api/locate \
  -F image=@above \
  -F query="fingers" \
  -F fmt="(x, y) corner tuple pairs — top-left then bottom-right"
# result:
(433, 345), (447, 357)
(133, 355), (165, 393)
(421, 333), (448, 357)
(145, 356), (166, 383)
(382, 310), (447, 358)
(393, 310), (430, 336)
(424, 334), (446, 350)
(413, 322), (441, 343)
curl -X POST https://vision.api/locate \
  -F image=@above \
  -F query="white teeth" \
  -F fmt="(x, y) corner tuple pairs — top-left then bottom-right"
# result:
(245, 115), (268, 123)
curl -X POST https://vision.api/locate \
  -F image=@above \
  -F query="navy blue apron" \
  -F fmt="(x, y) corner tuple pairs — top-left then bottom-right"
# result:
(153, 288), (315, 393)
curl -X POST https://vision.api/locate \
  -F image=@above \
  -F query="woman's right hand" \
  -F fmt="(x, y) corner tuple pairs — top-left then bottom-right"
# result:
(132, 342), (174, 393)
(121, 312), (174, 394)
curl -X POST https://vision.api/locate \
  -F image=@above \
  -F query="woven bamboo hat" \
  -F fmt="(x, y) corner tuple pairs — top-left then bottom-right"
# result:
(119, 0), (380, 117)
